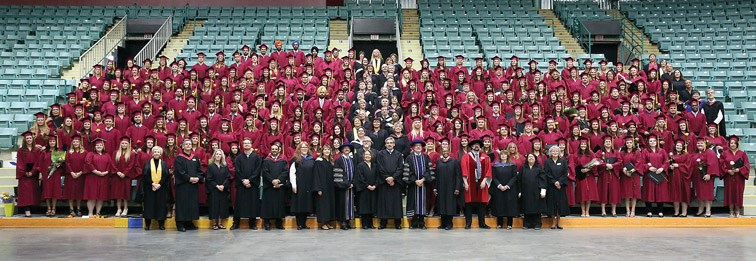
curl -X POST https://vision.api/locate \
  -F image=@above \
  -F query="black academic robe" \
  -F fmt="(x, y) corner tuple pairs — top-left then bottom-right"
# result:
(334, 156), (356, 221)
(354, 162), (377, 215)
(543, 158), (570, 217)
(207, 164), (230, 219)
(313, 159), (337, 222)
(392, 135), (411, 156)
(519, 164), (546, 215)
(405, 153), (432, 217)
(233, 152), (262, 218)
(490, 162), (520, 217)
(375, 149), (405, 219)
(174, 152), (204, 222)
(291, 158), (316, 213)
(701, 100), (727, 136)
(141, 159), (170, 220)
(434, 157), (462, 216)
(260, 156), (289, 219)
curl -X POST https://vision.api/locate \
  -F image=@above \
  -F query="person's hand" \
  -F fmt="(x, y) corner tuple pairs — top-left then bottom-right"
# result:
(555, 181), (561, 189)
(479, 181), (486, 189)
(118, 172), (126, 178)
(606, 164), (613, 170)
(218, 185), (224, 191)
(292, 187), (297, 194)
(348, 184), (353, 189)
(703, 174), (711, 181)
(655, 168), (664, 174)
(318, 191), (323, 196)
(464, 183), (469, 191)
(386, 176), (394, 183)
(454, 189), (460, 195)
(733, 168), (740, 173)
(26, 172), (33, 177)
(649, 167), (657, 173)
(415, 180), (423, 186)
(672, 163), (679, 168)
(540, 188), (546, 198)
(581, 168), (589, 173)
(272, 179), (280, 186)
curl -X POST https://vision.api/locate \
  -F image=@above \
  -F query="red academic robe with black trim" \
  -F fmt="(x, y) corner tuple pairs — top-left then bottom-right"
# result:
(460, 151), (492, 203)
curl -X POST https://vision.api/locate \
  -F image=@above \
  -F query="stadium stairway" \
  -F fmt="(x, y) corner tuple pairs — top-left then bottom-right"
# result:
(328, 19), (350, 53)
(606, 9), (661, 55)
(156, 20), (204, 68)
(59, 22), (119, 81)
(400, 9), (423, 68)
(539, 9), (586, 57)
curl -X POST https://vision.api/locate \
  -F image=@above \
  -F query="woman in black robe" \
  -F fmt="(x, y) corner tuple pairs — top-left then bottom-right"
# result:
(231, 138), (263, 230)
(490, 152), (519, 230)
(260, 143), (289, 230)
(207, 149), (230, 230)
(543, 146), (570, 230)
(174, 139), (204, 232)
(290, 142), (317, 230)
(313, 144), (337, 230)
(354, 149), (377, 229)
(389, 124), (410, 156)
(141, 146), (170, 231)
(519, 154), (546, 230)
(434, 147), (462, 230)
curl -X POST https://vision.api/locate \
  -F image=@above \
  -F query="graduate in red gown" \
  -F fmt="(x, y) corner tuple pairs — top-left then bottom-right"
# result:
(570, 137), (599, 217)
(111, 136), (137, 217)
(37, 135), (65, 217)
(597, 135), (622, 217)
(637, 134), (669, 217)
(720, 135), (750, 217)
(16, 132), (41, 217)
(460, 139), (492, 229)
(690, 138), (718, 217)
(668, 139), (692, 217)
(64, 134), (88, 217)
(619, 137), (641, 217)
(84, 138), (112, 217)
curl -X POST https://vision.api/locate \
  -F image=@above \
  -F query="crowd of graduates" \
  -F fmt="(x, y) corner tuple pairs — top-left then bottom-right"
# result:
(14, 40), (752, 231)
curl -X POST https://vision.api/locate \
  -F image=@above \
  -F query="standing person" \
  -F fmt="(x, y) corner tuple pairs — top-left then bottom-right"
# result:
(313, 144), (337, 230)
(375, 137), (405, 229)
(520, 154), (546, 230)
(16, 131), (41, 217)
(37, 135), (65, 217)
(174, 139), (204, 232)
(460, 139), (492, 229)
(721, 135), (750, 218)
(571, 137), (598, 217)
(84, 138), (112, 218)
(64, 134), (87, 217)
(490, 152), (519, 230)
(544, 146), (569, 229)
(290, 142), (317, 230)
(701, 88), (727, 136)
(231, 138), (262, 230)
(620, 137), (642, 217)
(434, 147), (462, 230)
(354, 149), (378, 229)
(597, 136), (622, 217)
(639, 135), (669, 217)
(668, 139), (692, 217)
(260, 142), (289, 230)
(691, 138), (718, 217)
(111, 137), (136, 217)
(207, 149), (230, 230)
(141, 146), (170, 231)
(405, 140), (432, 229)
(334, 142), (356, 230)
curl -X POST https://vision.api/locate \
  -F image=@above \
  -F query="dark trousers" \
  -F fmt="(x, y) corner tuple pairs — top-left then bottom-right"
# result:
(410, 215), (426, 228)
(233, 217), (257, 228)
(361, 214), (374, 228)
(496, 216), (514, 227)
(464, 202), (487, 226)
(264, 218), (283, 228)
(523, 214), (541, 228)
(440, 215), (454, 228)
(144, 219), (165, 228)
(295, 213), (308, 227)
(646, 202), (665, 214)
(380, 218), (402, 227)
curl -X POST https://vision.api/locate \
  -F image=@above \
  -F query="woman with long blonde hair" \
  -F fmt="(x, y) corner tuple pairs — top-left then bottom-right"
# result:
(207, 149), (230, 230)
(112, 136), (136, 217)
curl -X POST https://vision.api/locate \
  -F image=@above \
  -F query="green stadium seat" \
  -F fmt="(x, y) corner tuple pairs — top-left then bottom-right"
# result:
(730, 114), (750, 128)
(12, 114), (32, 131)
(0, 128), (17, 148)
(4, 89), (23, 102)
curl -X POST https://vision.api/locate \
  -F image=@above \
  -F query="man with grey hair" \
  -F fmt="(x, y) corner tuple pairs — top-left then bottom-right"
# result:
(174, 139), (203, 232)
(375, 136), (405, 229)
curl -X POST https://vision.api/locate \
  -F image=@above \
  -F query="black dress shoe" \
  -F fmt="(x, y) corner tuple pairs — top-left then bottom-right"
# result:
(444, 226), (451, 230)
(277, 226), (285, 230)
(144, 226), (150, 231)
(362, 226), (368, 229)
(378, 226), (386, 230)
(264, 225), (271, 231)
(557, 226), (563, 230)
(480, 225), (491, 229)
(177, 227), (186, 232)
(297, 226), (303, 230)
(159, 225), (165, 230)
(230, 224), (240, 230)
(250, 226), (258, 230)
(395, 225), (402, 230)
(465, 224), (471, 229)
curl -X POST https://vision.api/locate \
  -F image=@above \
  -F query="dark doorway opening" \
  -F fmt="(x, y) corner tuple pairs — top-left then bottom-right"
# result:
(116, 40), (149, 68)
(353, 40), (397, 61)
(591, 42), (620, 64)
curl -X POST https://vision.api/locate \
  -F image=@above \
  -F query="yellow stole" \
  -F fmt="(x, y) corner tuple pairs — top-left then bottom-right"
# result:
(151, 159), (162, 184)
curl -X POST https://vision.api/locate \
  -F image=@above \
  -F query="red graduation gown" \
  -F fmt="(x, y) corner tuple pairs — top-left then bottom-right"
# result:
(84, 152), (113, 200)
(36, 150), (65, 200)
(111, 153), (137, 200)
(460, 152), (492, 203)
(638, 148), (670, 203)
(570, 153), (599, 203)
(668, 153), (692, 204)
(720, 149), (750, 207)
(64, 151), (88, 200)
(619, 150), (642, 199)
(597, 150), (622, 205)
(16, 147), (41, 207)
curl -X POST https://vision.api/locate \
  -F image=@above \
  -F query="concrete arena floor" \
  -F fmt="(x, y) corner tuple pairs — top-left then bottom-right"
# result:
(0, 228), (754, 260)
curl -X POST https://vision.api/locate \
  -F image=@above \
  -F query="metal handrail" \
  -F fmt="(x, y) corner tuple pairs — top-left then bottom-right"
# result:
(134, 16), (173, 68)
(619, 14), (644, 64)
(78, 15), (127, 80)
(572, 17), (592, 54)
